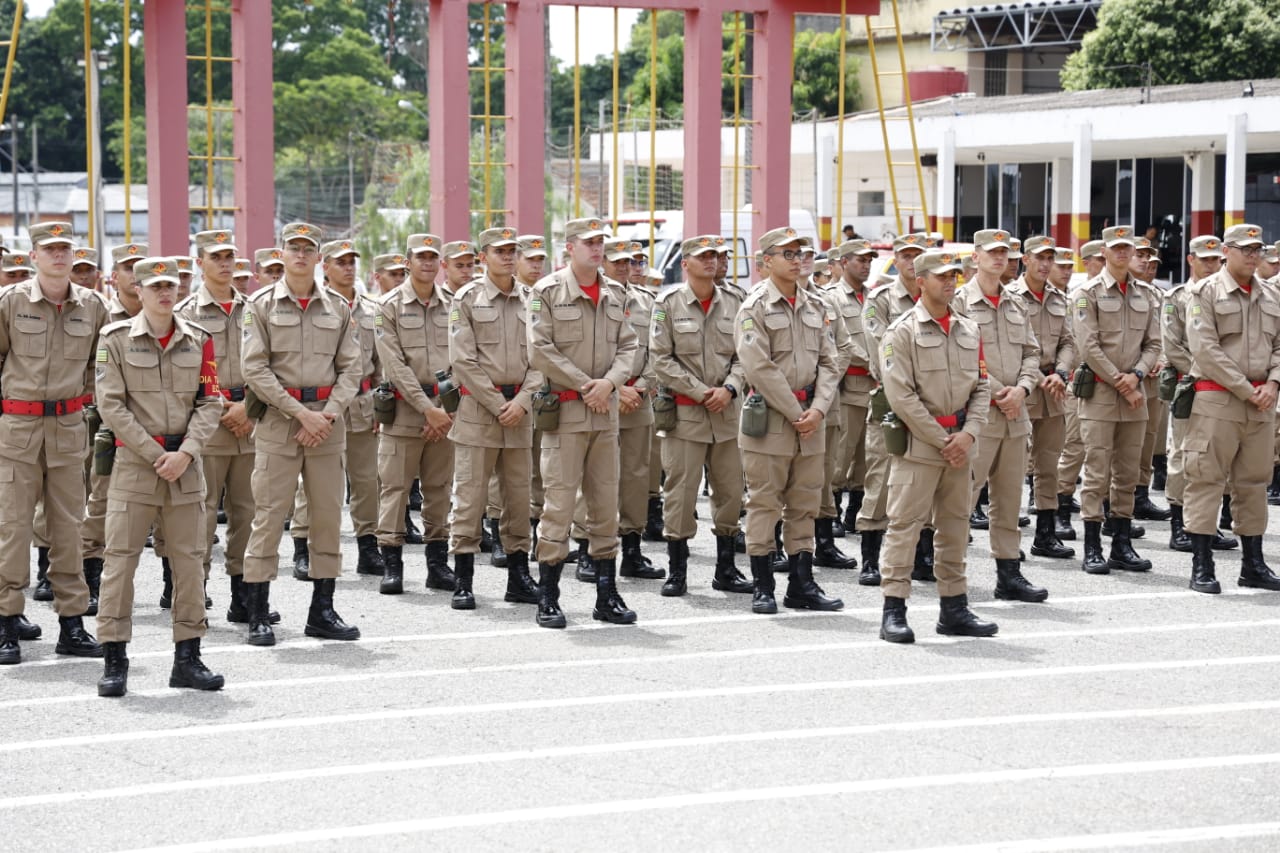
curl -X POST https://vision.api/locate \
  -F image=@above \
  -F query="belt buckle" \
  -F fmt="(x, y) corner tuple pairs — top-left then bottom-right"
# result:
(499, 385), (516, 400)
(42, 401), (59, 416)
(228, 387), (246, 402)
(299, 387), (319, 403)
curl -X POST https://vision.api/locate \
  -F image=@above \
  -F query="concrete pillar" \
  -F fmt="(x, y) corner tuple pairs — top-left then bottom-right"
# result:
(143, 0), (190, 255)
(1051, 157), (1072, 248)
(506, 0), (545, 233)
(935, 128), (956, 242)
(1188, 151), (1216, 238)
(750, 8), (794, 234)
(1071, 123), (1092, 258)
(682, 7), (723, 237)
(817, 133), (834, 248)
(428, 0), (471, 239)
(1224, 113), (1247, 228)
(231, 0), (275, 257)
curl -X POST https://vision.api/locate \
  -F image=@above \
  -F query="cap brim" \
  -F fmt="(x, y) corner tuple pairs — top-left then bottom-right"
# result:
(260, 260), (285, 268)
(1054, 257), (1075, 265)
(325, 248), (359, 259)
(140, 276), (181, 286)
(1231, 239), (1264, 248)
(572, 229), (610, 241)
(686, 248), (717, 258)
(605, 252), (634, 261)
(201, 243), (239, 254)
(381, 264), (409, 271)
(978, 241), (1012, 251)
(1105, 238), (1136, 247)
(483, 239), (519, 249)
(445, 251), (476, 259)
(521, 250), (547, 259)
(36, 237), (74, 246)
(408, 246), (440, 255)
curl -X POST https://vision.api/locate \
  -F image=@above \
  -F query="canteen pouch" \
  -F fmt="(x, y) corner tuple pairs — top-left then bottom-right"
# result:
(92, 428), (116, 477)
(243, 387), (268, 420)
(1071, 364), (1096, 400)
(532, 383), (561, 432)
(652, 389), (677, 432)
(1171, 376), (1196, 419)
(881, 412), (908, 457)
(1157, 366), (1179, 402)
(869, 385), (890, 422)
(435, 370), (461, 414)
(740, 392), (768, 438)
(84, 403), (101, 437)
(373, 382), (397, 425)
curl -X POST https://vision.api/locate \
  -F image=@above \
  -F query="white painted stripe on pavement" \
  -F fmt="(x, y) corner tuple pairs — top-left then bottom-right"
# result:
(1, 587), (1266, 672)
(115, 753), (1280, 852)
(2, 699), (1278, 811)
(874, 821), (1280, 853)
(3, 653), (1277, 754)
(3, 616), (1280, 712)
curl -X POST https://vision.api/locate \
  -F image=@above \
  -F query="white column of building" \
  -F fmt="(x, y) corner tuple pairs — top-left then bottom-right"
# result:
(1224, 113), (1248, 228)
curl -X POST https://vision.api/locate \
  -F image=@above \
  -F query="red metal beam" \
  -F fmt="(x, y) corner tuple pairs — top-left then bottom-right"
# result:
(682, 6), (723, 237)
(143, 0), (190, 255)
(231, 0), (275, 257)
(506, 0), (546, 234)
(429, 0), (472, 239)
(750, 5), (794, 232)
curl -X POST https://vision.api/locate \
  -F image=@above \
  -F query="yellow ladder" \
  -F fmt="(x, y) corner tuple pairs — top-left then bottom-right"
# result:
(0, 0), (23, 131)
(864, 0), (930, 235)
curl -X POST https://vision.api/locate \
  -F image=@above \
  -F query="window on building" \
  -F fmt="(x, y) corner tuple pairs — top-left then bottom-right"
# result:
(984, 53), (1008, 97)
(857, 191), (885, 216)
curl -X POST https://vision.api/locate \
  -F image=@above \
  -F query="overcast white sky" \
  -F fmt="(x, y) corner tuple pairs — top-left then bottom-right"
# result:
(24, 1), (639, 66)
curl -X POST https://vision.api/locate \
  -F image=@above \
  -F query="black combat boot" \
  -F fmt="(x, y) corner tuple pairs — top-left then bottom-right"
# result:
(1082, 520), (1108, 574)
(1102, 501), (1145, 539)
(734, 529), (746, 553)
(1107, 518), (1152, 572)
(936, 594), (999, 637)
(831, 492), (847, 538)
(169, 638), (225, 691)
(1151, 454), (1167, 491)
(1240, 535), (1280, 591)
(880, 596), (914, 644)
(712, 534), (752, 593)
(1212, 528), (1240, 550)
(1030, 509), (1074, 559)
(1168, 504), (1193, 552)
(969, 501), (990, 530)
(97, 641), (129, 697)
(911, 528), (936, 582)
(530, 517), (540, 551)
(451, 552), (476, 610)
(244, 581), (276, 646)
(859, 529), (883, 586)
(355, 534), (385, 576)
(158, 557), (173, 608)
(480, 516), (494, 554)
(33, 547), (52, 601)
(408, 478), (424, 511)
(592, 558), (637, 624)
(13, 614), (40, 641)
(403, 507), (424, 545)
(620, 532), (664, 579)
(994, 558), (1049, 603)
(83, 557), (103, 616)
(291, 538), (310, 581)
(425, 540), (457, 591)
(643, 496), (665, 542)
(1220, 495), (1234, 530)
(504, 551), (540, 604)
(379, 545), (404, 595)
(1188, 533), (1220, 594)
(1269, 466), (1280, 506)
(783, 552), (844, 611)
(1133, 485), (1171, 521)
(814, 518), (858, 569)
(770, 520), (788, 573)
(536, 562), (566, 628)
(844, 488), (864, 533)
(574, 538), (596, 582)
(0, 615), (21, 665)
(226, 575), (280, 624)
(1055, 494), (1077, 541)
(1213, 496), (1239, 549)
(750, 554), (777, 614)
(305, 577), (360, 641)
(662, 539), (689, 597)
(54, 615), (103, 657)
(488, 518), (508, 568)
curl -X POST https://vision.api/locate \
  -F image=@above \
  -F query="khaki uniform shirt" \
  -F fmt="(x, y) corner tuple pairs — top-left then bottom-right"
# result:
(373, 282), (453, 439)
(176, 288), (252, 455)
(0, 279), (108, 465)
(1187, 269), (1280, 424)
(828, 278), (874, 407)
(1161, 282), (1195, 377)
(447, 275), (541, 449)
(96, 313), (223, 506)
(335, 290), (381, 433)
(241, 281), (362, 455)
(1073, 269), (1161, 422)
(105, 295), (136, 324)
(650, 281), (744, 444)
(526, 267), (639, 434)
(734, 279), (840, 458)
(614, 282), (656, 430)
(1006, 277), (1076, 419)
(863, 277), (917, 382)
(951, 280), (1040, 438)
(881, 302), (990, 467)
(807, 280), (852, 430)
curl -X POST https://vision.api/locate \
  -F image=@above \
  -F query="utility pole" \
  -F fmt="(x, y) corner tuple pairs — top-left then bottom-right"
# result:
(598, 99), (606, 215)
(10, 118), (18, 235)
(30, 120), (38, 219)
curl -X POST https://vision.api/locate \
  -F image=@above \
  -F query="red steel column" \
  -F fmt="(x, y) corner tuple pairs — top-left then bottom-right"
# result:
(682, 7), (723, 236)
(506, 0), (546, 232)
(232, 0), (275, 254)
(750, 5), (795, 232)
(429, 0), (472, 238)
(143, 0), (190, 254)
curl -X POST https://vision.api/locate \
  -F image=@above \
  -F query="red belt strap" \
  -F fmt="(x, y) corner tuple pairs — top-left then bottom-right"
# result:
(284, 386), (334, 402)
(359, 376), (374, 394)
(115, 434), (186, 450)
(935, 413), (960, 428)
(624, 378), (639, 387)
(845, 366), (870, 376)
(460, 384), (522, 396)
(1194, 379), (1265, 393)
(794, 388), (812, 402)
(0, 394), (93, 416)
(556, 390), (582, 402)
(674, 394), (702, 406)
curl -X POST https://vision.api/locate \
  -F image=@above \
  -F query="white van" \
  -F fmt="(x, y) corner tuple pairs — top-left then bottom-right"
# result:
(612, 208), (819, 291)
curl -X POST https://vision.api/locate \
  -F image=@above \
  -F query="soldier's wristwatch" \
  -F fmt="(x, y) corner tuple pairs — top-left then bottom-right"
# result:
(724, 383), (738, 399)
(1132, 369), (1145, 381)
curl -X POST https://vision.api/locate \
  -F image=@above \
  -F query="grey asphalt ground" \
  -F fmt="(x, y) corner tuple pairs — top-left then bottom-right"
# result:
(4, 488), (1280, 853)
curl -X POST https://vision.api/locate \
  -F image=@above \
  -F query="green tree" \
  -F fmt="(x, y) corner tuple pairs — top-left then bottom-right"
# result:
(791, 29), (861, 117)
(1061, 0), (1280, 90)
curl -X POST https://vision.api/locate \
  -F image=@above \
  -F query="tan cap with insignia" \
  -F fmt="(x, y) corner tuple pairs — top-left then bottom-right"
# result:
(478, 227), (519, 250)
(28, 221), (75, 247)
(111, 243), (149, 264)
(892, 232), (928, 252)
(914, 251), (964, 276)
(255, 248), (285, 268)
(194, 230), (235, 254)
(975, 229), (1013, 251)
(407, 233), (442, 256)
(374, 253), (409, 272)
(233, 258), (253, 277)
(517, 235), (548, 258)
(1080, 240), (1105, 259)
(1224, 224), (1264, 247)
(563, 218), (611, 241)
(758, 226), (803, 253)
(442, 240), (477, 259)
(71, 247), (99, 268)
(839, 239), (876, 257)
(321, 239), (359, 259)
(1023, 235), (1056, 256)
(681, 235), (719, 258)
(281, 222), (322, 246)
(1189, 236), (1224, 258)
(134, 257), (180, 286)
(1266, 242), (1280, 263)
(605, 238), (635, 262)
(1102, 226), (1136, 247)
(1054, 248), (1076, 266)
(174, 256), (195, 273)
(2, 252), (33, 272)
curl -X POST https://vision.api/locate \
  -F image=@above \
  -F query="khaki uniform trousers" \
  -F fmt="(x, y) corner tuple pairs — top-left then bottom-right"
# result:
(538, 429), (620, 564)
(376, 433), (454, 546)
(819, 420), (844, 518)
(293, 427), (380, 540)
(855, 423), (892, 532)
(0, 453), (89, 617)
(485, 472), (502, 521)
(530, 428), (545, 520)
(570, 421), (650, 539)
(98, 496), (206, 643)
(81, 469), (109, 560)
(661, 436), (743, 540)
(1154, 400), (1169, 457)
(1029, 415), (1066, 511)
(649, 432), (663, 496)
(881, 456), (971, 600)
(201, 453), (254, 578)
(244, 449), (347, 582)
(1057, 400), (1085, 496)
(743, 450), (822, 556)
(836, 403), (868, 492)
(33, 497), (50, 550)
(1139, 380), (1167, 483)
(1183, 406), (1272, 536)
(1167, 414), (1189, 505)
(971, 432), (1028, 560)
(1079, 418), (1146, 521)
(451, 443), (532, 554)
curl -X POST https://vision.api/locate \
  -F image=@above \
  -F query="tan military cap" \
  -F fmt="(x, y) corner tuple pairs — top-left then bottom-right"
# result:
(194, 230), (235, 254)
(681, 235), (719, 258)
(1134, 235), (1157, 255)
(110, 243), (150, 264)
(914, 250), (964, 276)
(605, 239), (634, 261)
(892, 232), (929, 252)
(646, 269), (664, 283)
(712, 236), (729, 255)
(1008, 238), (1023, 260)
(174, 256), (195, 274)
(839, 239), (876, 257)
(29, 221), (75, 246)
(232, 258), (253, 277)
(975, 229), (1012, 251)
(1054, 248), (1076, 266)
(1266, 241), (1280, 263)
(2, 252), (33, 272)
(1080, 240), (1105, 259)
(442, 240), (477, 259)
(478, 227), (519, 250)
(407, 233), (442, 256)
(1189, 236), (1224, 258)
(1224, 224), (1264, 247)
(281, 222), (322, 246)
(759, 226), (804, 252)
(1023, 235), (1056, 256)
(563, 217), (611, 241)
(813, 259), (830, 274)
(517, 235), (548, 258)
(71, 247), (99, 268)
(321, 239), (359, 259)
(255, 248), (284, 268)
(134, 257), (180, 286)
(374, 253), (409, 272)
(630, 241), (650, 259)
(1102, 226), (1136, 247)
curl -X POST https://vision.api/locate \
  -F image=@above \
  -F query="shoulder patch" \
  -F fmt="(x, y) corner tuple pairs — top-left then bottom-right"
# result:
(530, 297), (542, 312)
(1076, 297), (1088, 309)
(653, 309), (666, 323)
(242, 310), (254, 325)
(1190, 304), (1201, 316)
(96, 347), (108, 363)
(741, 317), (754, 331)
